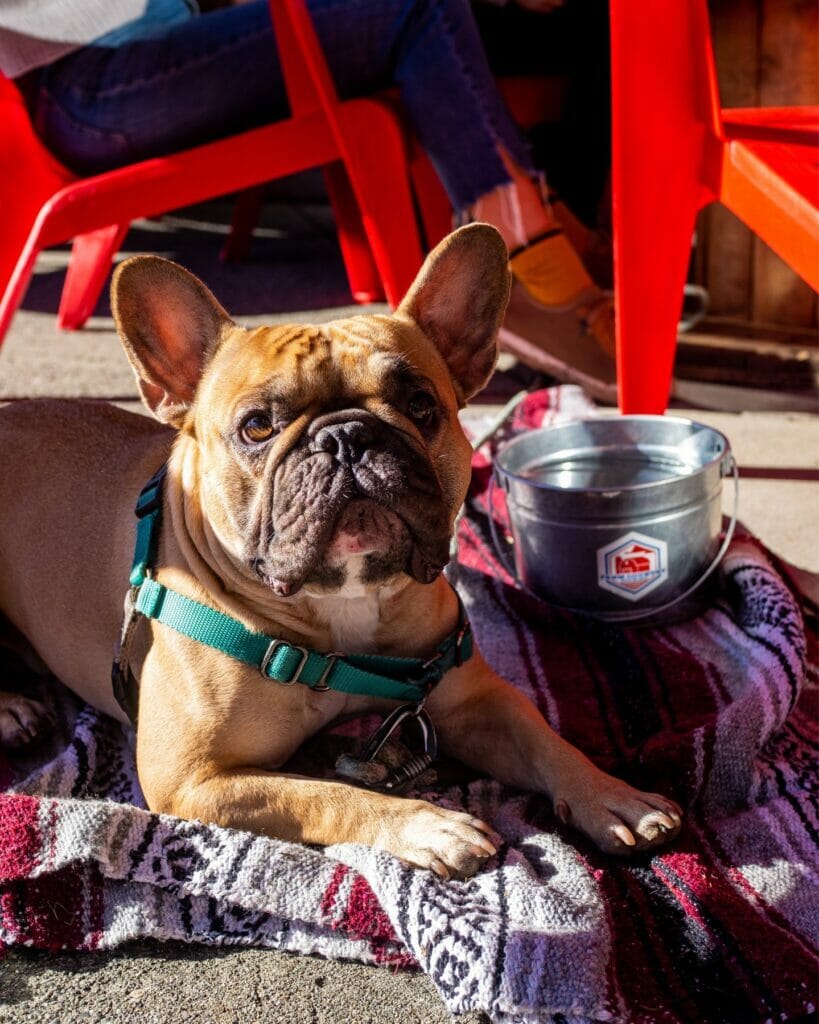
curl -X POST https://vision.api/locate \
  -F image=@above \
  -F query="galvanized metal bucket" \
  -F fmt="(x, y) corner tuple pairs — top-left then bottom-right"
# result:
(491, 416), (738, 623)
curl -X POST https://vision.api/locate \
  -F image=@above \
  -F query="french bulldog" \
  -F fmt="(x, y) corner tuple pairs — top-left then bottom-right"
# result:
(0, 224), (681, 877)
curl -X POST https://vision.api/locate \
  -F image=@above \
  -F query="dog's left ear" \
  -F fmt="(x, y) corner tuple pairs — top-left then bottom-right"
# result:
(111, 256), (235, 426)
(397, 223), (511, 402)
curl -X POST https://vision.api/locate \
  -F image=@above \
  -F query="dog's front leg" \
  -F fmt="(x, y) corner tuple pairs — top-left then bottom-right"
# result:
(142, 764), (497, 879)
(428, 654), (682, 855)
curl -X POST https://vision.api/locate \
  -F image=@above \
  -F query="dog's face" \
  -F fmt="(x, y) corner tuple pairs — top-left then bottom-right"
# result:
(192, 316), (471, 596)
(112, 225), (511, 597)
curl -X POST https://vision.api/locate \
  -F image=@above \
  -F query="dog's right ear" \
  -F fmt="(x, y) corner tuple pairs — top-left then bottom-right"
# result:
(111, 256), (235, 427)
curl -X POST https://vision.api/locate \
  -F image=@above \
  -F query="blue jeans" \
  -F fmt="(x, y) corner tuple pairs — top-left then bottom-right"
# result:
(30, 0), (534, 211)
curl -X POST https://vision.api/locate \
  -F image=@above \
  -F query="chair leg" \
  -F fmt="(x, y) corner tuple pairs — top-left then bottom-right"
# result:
(409, 149), (452, 251)
(221, 185), (267, 264)
(613, 189), (701, 414)
(0, 234), (43, 350)
(610, 0), (715, 414)
(336, 100), (425, 309)
(58, 223), (130, 330)
(324, 163), (385, 304)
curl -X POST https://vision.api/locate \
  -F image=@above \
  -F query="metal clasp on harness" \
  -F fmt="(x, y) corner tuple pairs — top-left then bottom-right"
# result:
(335, 701), (438, 793)
(260, 640), (309, 684)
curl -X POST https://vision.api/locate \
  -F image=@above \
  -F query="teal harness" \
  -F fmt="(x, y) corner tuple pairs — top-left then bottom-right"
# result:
(112, 466), (473, 734)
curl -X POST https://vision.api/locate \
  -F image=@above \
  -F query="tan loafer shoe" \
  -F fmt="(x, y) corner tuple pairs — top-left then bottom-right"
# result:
(499, 280), (618, 404)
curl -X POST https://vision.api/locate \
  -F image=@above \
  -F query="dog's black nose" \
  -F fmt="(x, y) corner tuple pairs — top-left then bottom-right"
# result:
(312, 417), (375, 461)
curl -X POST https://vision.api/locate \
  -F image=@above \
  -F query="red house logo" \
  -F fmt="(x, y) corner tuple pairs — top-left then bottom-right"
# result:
(597, 532), (669, 601)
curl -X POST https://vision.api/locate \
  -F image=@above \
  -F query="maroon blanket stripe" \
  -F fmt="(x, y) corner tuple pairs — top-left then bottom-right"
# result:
(1, 862), (104, 952)
(626, 630), (680, 733)
(650, 857), (780, 1021)
(661, 833), (816, 1020)
(624, 857), (764, 1024)
(0, 794), (42, 880)
(642, 633), (725, 805)
(557, 612), (633, 770)
(584, 622), (667, 753)
(600, 860), (704, 1024)
(319, 862), (349, 918)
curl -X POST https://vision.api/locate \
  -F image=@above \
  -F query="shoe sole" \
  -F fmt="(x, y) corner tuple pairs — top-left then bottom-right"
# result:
(498, 324), (618, 405)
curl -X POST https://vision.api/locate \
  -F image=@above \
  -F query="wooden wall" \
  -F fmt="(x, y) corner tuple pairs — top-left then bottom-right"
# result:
(695, 0), (818, 333)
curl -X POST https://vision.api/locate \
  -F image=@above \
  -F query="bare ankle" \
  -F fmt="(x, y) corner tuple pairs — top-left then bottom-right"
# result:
(467, 147), (556, 250)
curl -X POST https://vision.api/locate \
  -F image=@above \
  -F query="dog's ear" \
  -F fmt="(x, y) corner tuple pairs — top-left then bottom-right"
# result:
(397, 223), (511, 402)
(111, 256), (234, 426)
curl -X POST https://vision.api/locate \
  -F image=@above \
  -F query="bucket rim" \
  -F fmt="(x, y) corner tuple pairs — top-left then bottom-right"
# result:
(493, 414), (732, 496)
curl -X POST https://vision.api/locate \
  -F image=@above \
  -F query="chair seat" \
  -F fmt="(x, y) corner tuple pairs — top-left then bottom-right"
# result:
(722, 105), (819, 146)
(721, 135), (819, 292)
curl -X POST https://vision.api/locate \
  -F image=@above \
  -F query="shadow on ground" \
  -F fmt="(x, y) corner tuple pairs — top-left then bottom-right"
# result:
(20, 197), (354, 322)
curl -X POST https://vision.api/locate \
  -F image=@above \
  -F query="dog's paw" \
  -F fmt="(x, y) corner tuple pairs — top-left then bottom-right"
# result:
(555, 769), (682, 856)
(0, 692), (55, 750)
(380, 800), (498, 879)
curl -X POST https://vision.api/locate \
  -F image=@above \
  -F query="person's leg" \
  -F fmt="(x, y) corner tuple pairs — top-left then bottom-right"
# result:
(468, 149), (615, 396)
(32, 2), (285, 173)
(31, 0), (528, 186)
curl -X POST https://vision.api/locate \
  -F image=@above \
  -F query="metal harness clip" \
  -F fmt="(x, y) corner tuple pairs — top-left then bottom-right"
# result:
(334, 701), (438, 793)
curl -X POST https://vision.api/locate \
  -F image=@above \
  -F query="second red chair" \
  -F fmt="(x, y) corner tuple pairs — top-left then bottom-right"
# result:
(0, 0), (425, 348)
(610, 0), (819, 414)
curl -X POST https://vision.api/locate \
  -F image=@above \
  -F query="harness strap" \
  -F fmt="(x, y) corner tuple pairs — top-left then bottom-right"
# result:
(114, 464), (473, 718)
(134, 577), (469, 702)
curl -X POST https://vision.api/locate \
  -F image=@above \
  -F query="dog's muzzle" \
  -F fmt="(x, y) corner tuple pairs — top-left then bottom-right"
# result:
(249, 410), (451, 595)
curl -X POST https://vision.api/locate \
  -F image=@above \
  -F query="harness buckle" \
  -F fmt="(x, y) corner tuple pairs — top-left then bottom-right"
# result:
(260, 640), (309, 684)
(454, 621), (471, 667)
(421, 650), (442, 671)
(312, 652), (343, 692)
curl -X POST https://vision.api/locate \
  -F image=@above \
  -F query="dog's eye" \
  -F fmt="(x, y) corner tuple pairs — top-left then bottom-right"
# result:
(407, 390), (437, 427)
(241, 413), (275, 444)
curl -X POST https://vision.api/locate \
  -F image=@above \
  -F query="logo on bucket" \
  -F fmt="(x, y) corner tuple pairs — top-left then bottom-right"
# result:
(596, 532), (669, 602)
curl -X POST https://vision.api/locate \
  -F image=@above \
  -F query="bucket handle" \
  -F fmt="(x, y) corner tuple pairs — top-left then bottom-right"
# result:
(488, 453), (739, 624)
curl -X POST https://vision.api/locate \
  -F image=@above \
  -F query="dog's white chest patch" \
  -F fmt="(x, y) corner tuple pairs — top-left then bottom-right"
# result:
(312, 592), (382, 651)
(310, 556), (383, 651)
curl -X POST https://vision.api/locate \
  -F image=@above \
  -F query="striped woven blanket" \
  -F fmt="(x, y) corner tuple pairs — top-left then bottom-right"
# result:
(1, 388), (817, 1023)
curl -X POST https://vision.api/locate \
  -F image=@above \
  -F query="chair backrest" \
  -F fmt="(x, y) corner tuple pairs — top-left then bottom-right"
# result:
(0, 71), (74, 287)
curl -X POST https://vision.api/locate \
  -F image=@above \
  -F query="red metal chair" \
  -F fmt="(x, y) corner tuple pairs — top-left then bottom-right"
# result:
(0, 0), (424, 348)
(610, 0), (819, 414)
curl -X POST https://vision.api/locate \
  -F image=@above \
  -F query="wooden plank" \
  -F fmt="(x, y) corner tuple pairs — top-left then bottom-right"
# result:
(676, 327), (819, 388)
(752, 0), (819, 327)
(699, 205), (752, 319)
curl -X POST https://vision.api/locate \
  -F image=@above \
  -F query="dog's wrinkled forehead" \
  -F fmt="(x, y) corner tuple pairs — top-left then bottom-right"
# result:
(111, 224), (510, 429)
(195, 313), (453, 427)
